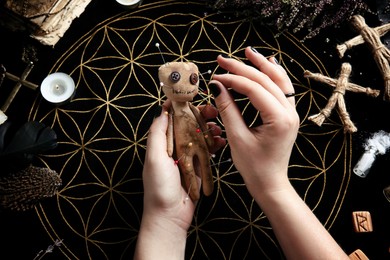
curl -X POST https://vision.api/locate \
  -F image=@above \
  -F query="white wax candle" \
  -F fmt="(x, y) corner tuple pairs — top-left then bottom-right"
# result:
(115, 0), (142, 8)
(40, 72), (75, 105)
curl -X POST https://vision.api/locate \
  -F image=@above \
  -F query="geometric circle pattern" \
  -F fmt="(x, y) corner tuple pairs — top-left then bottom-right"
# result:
(29, 1), (351, 259)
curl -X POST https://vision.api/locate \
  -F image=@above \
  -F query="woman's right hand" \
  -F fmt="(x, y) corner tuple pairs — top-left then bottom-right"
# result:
(210, 48), (348, 260)
(210, 47), (300, 197)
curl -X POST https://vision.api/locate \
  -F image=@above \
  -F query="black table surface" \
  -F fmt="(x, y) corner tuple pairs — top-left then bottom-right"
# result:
(0, 1), (389, 259)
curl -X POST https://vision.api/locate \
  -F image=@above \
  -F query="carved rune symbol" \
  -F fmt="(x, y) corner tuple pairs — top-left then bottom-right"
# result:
(352, 211), (373, 232)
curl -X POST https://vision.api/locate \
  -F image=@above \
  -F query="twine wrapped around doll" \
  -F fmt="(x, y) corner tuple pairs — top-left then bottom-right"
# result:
(336, 15), (390, 101)
(304, 62), (380, 133)
(336, 22), (390, 58)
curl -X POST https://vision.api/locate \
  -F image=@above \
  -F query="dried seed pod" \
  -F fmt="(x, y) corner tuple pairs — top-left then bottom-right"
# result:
(0, 165), (62, 211)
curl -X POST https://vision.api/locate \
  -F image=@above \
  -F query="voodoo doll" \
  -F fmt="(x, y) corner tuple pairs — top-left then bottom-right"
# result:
(158, 61), (214, 201)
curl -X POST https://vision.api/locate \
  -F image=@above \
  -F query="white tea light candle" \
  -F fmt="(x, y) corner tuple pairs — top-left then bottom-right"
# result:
(40, 72), (75, 105)
(115, 0), (142, 9)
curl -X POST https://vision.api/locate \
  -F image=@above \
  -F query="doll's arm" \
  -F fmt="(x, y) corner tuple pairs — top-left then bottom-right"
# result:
(189, 104), (214, 149)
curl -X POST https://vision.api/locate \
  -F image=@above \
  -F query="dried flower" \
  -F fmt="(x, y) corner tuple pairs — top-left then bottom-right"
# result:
(0, 165), (62, 211)
(207, 0), (371, 40)
(386, 3), (390, 14)
(33, 239), (64, 260)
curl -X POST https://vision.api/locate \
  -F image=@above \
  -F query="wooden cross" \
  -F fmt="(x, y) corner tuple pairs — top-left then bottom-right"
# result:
(1, 61), (38, 112)
(336, 15), (390, 101)
(304, 62), (380, 133)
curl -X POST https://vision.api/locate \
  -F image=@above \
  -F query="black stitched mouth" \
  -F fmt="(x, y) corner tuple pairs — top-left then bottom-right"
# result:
(161, 82), (196, 95)
(172, 88), (196, 95)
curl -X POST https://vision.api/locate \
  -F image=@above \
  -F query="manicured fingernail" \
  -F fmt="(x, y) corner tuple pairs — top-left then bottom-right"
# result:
(220, 53), (229, 59)
(273, 56), (279, 64)
(153, 105), (162, 118)
(208, 83), (220, 98)
(250, 47), (259, 53)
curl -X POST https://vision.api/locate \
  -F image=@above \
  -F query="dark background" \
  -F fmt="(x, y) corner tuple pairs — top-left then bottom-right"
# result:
(0, 0), (389, 259)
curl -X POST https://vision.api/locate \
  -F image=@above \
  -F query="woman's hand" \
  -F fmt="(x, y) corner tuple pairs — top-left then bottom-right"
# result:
(210, 47), (348, 260)
(211, 47), (300, 197)
(134, 100), (225, 260)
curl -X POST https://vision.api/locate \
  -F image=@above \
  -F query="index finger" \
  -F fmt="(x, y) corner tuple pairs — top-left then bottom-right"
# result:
(216, 54), (294, 109)
(212, 73), (286, 122)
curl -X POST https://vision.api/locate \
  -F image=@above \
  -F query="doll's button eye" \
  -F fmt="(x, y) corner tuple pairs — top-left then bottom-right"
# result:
(170, 71), (181, 82)
(190, 73), (198, 85)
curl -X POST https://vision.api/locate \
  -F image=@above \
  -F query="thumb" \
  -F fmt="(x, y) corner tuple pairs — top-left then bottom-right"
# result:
(145, 100), (171, 159)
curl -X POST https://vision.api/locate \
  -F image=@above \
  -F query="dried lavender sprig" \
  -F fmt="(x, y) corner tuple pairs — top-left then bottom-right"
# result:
(292, 0), (332, 34)
(302, 0), (368, 40)
(207, 0), (371, 40)
(33, 239), (64, 260)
